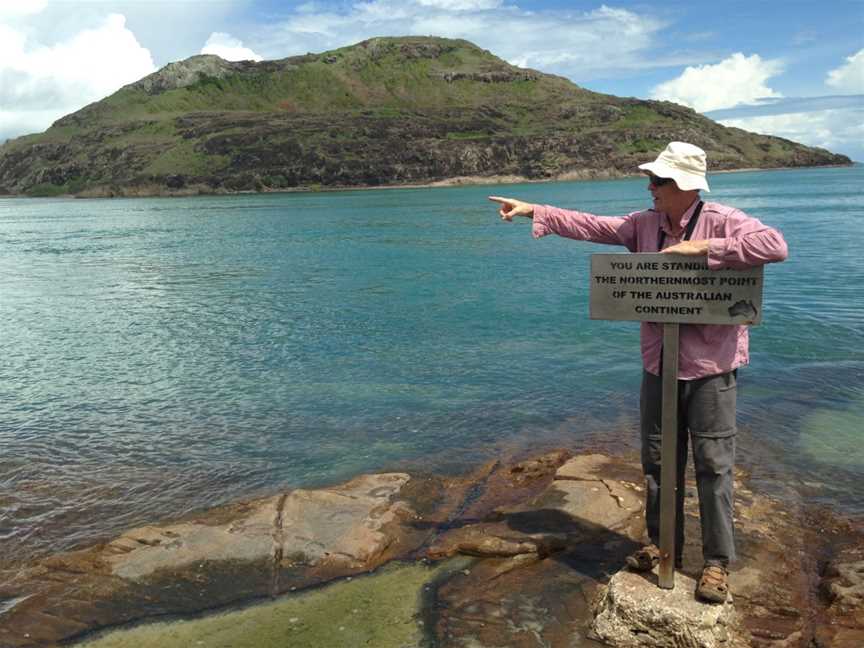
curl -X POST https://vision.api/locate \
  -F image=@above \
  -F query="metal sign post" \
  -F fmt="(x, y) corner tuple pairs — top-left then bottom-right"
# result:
(589, 253), (764, 590)
(658, 323), (679, 588)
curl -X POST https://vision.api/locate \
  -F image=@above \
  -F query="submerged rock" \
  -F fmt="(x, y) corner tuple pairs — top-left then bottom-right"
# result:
(813, 532), (864, 647)
(76, 561), (453, 648)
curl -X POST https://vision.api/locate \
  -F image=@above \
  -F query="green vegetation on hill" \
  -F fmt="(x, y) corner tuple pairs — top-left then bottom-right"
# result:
(0, 36), (851, 197)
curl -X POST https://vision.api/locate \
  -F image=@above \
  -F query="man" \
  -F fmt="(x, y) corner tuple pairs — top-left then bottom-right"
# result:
(488, 142), (788, 603)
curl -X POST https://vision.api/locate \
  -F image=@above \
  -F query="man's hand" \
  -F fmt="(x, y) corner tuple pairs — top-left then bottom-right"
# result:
(488, 196), (535, 221)
(661, 240), (709, 255)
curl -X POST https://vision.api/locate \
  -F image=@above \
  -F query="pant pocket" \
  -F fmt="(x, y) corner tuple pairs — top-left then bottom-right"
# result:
(687, 372), (737, 439)
(693, 434), (736, 475)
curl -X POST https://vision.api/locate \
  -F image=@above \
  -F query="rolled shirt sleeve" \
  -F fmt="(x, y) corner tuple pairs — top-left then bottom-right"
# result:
(705, 206), (789, 270)
(532, 204), (640, 251)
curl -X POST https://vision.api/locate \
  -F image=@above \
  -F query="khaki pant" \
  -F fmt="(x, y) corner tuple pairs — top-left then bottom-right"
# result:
(640, 370), (737, 567)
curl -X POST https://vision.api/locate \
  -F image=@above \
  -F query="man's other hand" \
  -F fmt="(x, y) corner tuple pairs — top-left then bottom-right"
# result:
(661, 240), (709, 255)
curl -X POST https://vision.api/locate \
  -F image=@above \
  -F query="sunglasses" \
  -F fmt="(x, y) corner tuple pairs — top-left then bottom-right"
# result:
(648, 175), (674, 187)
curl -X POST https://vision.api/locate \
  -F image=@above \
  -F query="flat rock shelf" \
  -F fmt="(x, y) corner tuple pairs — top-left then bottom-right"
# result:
(0, 451), (861, 647)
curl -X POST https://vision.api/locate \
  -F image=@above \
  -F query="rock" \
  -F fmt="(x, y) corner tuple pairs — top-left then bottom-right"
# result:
(555, 453), (616, 480)
(509, 449), (572, 483)
(533, 478), (641, 532)
(0, 473), (422, 647)
(129, 55), (239, 95)
(2, 450), (861, 648)
(277, 472), (413, 569)
(432, 69), (541, 83)
(430, 531), (539, 559)
(815, 543), (864, 647)
(829, 560), (864, 611)
(505, 457), (644, 541)
(427, 452), (644, 564)
(591, 569), (746, 648)
(814, 626), (864, 648)
(427, 525), (567, 560)
(93, 473), (414, 582)
(556, 453), (644, 485)
(104, 496), (280, 579)
(165, 174), (185, 188)
(426, 552), (604, 648)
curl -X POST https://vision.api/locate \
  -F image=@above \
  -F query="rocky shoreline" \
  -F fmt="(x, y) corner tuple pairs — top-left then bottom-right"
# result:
(0, 163), (855, 200)
(0, 450), (861, 647)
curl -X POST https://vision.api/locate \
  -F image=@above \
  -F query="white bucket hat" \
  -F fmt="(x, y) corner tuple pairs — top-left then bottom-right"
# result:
(638, 141), (710, 192)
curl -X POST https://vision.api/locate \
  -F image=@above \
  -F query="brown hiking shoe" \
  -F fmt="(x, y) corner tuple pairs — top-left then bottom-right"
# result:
(625, 544), (661, 571)
(696, 565), (729, 603)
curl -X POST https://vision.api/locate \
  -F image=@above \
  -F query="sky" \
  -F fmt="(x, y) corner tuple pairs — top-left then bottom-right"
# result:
(1, 0), (862, 160)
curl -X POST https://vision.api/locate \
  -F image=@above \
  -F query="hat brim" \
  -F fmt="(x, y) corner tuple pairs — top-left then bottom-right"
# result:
(638, 161), (710, 192)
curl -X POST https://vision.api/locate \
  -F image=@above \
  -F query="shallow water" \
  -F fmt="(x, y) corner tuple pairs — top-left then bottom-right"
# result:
(1, 166), (862, 564)
(77, 560), (449, 648)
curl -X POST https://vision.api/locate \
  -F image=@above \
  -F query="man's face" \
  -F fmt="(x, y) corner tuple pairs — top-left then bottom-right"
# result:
(647, 174), (679, 213)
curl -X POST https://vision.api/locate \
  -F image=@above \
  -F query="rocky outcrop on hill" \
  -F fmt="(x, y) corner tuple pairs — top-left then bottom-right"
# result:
(129, 55), (241, 95)
(0, 37), (851, 198)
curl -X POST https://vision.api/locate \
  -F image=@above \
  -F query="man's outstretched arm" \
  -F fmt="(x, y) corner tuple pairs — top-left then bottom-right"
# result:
(489, 196), (638, 250)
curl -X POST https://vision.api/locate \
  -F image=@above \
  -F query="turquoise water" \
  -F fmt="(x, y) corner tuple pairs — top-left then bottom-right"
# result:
(1, 166), (862, 563)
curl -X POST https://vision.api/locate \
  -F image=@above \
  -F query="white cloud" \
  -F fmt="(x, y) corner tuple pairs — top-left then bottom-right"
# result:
(699, 49), (864, 162)
(650, 53), (783, 112)
(0, 12), (156, 140)
(826, 48), (864, 94)
(0, 1), (47, 18)
(201, 32), (263, 62)
(415, 0), (502, 9)
(705, 95), (864, 119)
(720, 109), (864, 161)
(0, 1), (247, 72)
(0, 23), (27, 61)
(256, 1), (666, 81)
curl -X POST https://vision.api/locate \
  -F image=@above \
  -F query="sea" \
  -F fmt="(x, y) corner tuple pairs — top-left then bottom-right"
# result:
(1, 165), (862, 566)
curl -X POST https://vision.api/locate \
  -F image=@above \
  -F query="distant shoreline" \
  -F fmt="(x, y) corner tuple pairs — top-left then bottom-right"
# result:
(0, 162), (856, 200)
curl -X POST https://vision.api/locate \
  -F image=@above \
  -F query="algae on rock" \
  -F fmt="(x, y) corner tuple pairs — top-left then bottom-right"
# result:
(76, 561), (452, 648)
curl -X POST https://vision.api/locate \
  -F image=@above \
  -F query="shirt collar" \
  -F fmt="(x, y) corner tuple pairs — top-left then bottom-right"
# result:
(660, 197), (702, 237)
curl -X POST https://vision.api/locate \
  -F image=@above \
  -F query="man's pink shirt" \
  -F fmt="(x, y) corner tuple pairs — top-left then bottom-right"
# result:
(531, 199), (788, 380)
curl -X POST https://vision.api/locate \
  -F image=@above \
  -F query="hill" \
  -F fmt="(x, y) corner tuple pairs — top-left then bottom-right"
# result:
(0, 36), (851, 197)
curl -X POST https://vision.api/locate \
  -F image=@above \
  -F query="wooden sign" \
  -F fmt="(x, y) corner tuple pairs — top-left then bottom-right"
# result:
(590, 253), (763, 325)
(590, 252), (764, 590)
